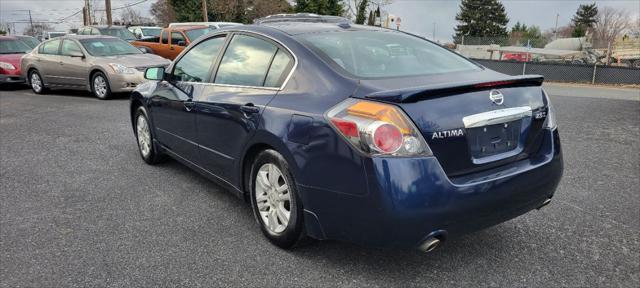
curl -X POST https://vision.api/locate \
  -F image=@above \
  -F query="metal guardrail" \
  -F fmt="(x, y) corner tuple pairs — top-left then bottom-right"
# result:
(473, 59), (640, 85)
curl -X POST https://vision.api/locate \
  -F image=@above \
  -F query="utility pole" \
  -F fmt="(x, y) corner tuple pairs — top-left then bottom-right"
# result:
(28, 10), (33, 36)
(554, 13), (559, 40)
(105, 0), (112, 26)
(202, 0), (209, 22)
(432, 22), (436, 41)
(85, 0), (92, 25)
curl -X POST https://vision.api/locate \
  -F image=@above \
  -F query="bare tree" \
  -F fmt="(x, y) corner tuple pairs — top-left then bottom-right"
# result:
(151, 0), (177, 27)
(245, 0), (291, 23)
(593, 7), (631, 48)
(120, 7), (144, 25)
(23, 23), (53, 37)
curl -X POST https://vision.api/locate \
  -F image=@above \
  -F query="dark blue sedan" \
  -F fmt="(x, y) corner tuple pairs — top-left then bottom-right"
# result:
(130, 16), (563, 252)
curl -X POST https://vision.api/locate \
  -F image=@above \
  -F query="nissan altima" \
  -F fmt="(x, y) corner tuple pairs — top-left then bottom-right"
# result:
(21, 35), (170, 99)
(130, 16), (563, 251)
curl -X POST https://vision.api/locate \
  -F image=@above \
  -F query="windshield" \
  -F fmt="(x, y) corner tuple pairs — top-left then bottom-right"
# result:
(298, 30), (480, 78)
(98, 28), (136, 41)
(185, 28), (212, 41)
(0, 39), (31, 54)
(17, 36), (40, 49)
(80, 38), (142, 56)
(141, 28), (161, 37)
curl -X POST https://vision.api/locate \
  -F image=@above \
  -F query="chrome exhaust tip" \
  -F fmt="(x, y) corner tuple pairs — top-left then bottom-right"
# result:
(418, 237), (441, 253)
(537, 198), (552, 210)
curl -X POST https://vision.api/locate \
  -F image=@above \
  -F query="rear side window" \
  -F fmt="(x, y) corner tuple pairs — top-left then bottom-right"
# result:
(40, 39), (61, 54)
(214, 34), (278, 87)
(172, 36), (226, 82)
(298, 30), (480, 78)
(161, 31), (168, 44)
(264, 50), (293, 87)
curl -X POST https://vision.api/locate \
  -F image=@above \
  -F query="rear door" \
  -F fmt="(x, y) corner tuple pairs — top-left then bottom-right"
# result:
(193, 33), (294, 183)
(149, 34), (227, 163)
(36, 39), (62, 84)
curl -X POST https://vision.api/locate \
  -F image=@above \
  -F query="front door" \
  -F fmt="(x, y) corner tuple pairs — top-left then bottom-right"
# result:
(57, 39), (88, 87)
(150, 34), (228, 163)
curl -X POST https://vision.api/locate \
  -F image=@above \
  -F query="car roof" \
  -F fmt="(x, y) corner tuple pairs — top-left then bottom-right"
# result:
(0, 35), (19, 40)
(252, 22), (388, 36)
(170, 25), (209, 31)
(84, 25), (126, 29)
(55, 35), (119, 40)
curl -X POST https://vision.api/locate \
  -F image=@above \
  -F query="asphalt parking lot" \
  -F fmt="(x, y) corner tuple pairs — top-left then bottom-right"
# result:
(1, 83), (638, 287)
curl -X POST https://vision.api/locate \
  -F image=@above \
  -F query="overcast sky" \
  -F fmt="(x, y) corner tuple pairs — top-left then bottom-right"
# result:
(1, 0), (638, 41)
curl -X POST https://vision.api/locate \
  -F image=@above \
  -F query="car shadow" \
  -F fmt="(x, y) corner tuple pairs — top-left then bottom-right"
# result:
(39, 89), (131, 100)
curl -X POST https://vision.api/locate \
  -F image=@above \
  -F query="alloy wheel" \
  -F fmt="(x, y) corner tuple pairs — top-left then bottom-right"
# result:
(93, 75), (108, 98)
(30, 72), (42, 93)
(255, 163), (291, 234)
(136, 115), (152, 157)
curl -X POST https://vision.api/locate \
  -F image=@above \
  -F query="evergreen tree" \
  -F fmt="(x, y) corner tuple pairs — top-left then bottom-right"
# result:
(295, 0), (345, 16)
(355, 0), (368, 24)
(572, 3), (598, 28)
(327, 0), (344, 16)
(571, 3), (598, 37)
(454, 0), (509, 42)
(169, 0), (202, 22)
(511, 21), (527, 33)
(367, 10), (375, 26)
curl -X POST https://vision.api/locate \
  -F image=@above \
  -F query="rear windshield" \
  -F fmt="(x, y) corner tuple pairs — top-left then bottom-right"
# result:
(297, 30), (480, 78)
(185, 28), (213, 41)
(0, 39), (31, 54)
(98, 28), (136, 41)
(79, 38), (141, 56)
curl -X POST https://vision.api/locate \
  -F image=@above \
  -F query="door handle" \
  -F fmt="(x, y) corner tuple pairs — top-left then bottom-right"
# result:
(240, 104), (260, 114)
(183, 101), (195, 112)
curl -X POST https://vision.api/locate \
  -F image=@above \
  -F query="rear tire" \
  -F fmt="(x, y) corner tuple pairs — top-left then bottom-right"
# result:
(29, 70), (47, 94)
(134, 106), (165, 164)
(249, 150), (304, 249)
(91, 72), (111, 100)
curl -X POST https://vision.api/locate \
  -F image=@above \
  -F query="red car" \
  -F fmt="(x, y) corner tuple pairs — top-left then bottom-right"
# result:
(0, 36), (32, 84)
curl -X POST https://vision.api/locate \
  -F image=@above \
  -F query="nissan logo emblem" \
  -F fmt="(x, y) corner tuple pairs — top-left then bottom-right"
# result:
(489, 90), (504, 105)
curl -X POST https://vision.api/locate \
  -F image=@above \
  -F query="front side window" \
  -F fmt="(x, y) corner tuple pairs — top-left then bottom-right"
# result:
(172, 36), (226, 83)
(40, 39), (61, 55)
(61, 40), (83, 56)
(298, 30), (480, 78)
(161, 31), (168, 44)
(79, 38), (141, 56)
(171, 32), (185, 45)
(214, 34), (278, 87)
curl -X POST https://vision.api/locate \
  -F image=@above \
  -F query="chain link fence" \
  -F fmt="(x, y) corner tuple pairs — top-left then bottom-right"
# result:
(473, 59), (640, 85)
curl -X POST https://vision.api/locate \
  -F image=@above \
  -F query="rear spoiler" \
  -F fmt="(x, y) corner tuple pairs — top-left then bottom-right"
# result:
(364, 75), (544, 103)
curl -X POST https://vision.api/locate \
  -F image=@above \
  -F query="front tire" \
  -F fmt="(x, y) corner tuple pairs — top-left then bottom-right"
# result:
(91, 72), (111, 100)
(134, 106), (165, 164)
(250, 150), (304, 249)
(29, 70), (47, 94)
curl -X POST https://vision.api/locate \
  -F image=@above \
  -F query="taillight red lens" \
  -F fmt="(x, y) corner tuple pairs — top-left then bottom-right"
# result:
(331, 118), (359, 137)
(372, 123), (402, 153)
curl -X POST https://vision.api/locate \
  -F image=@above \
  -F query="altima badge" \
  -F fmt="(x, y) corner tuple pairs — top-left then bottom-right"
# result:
(489, 90), (504, 105)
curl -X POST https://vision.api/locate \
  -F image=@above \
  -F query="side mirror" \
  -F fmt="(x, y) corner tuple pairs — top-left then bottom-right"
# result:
(144, 67), (165, 81)
(177, 41), (186, 47)
(69, 51), (84, 58)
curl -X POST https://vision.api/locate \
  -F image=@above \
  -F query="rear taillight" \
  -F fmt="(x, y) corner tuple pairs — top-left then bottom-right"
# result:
(326, 98), (432, 157)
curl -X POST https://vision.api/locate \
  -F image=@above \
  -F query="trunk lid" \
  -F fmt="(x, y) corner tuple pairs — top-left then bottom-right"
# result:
(353, 71), (548, 177)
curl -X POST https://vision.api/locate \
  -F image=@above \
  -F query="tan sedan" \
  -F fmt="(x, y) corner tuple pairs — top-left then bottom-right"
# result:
(21, 35), (170, 99)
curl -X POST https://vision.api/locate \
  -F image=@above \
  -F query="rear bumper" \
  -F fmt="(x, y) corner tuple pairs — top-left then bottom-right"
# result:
(0, 74), (25, 84)
(301, 129), (563, 248)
